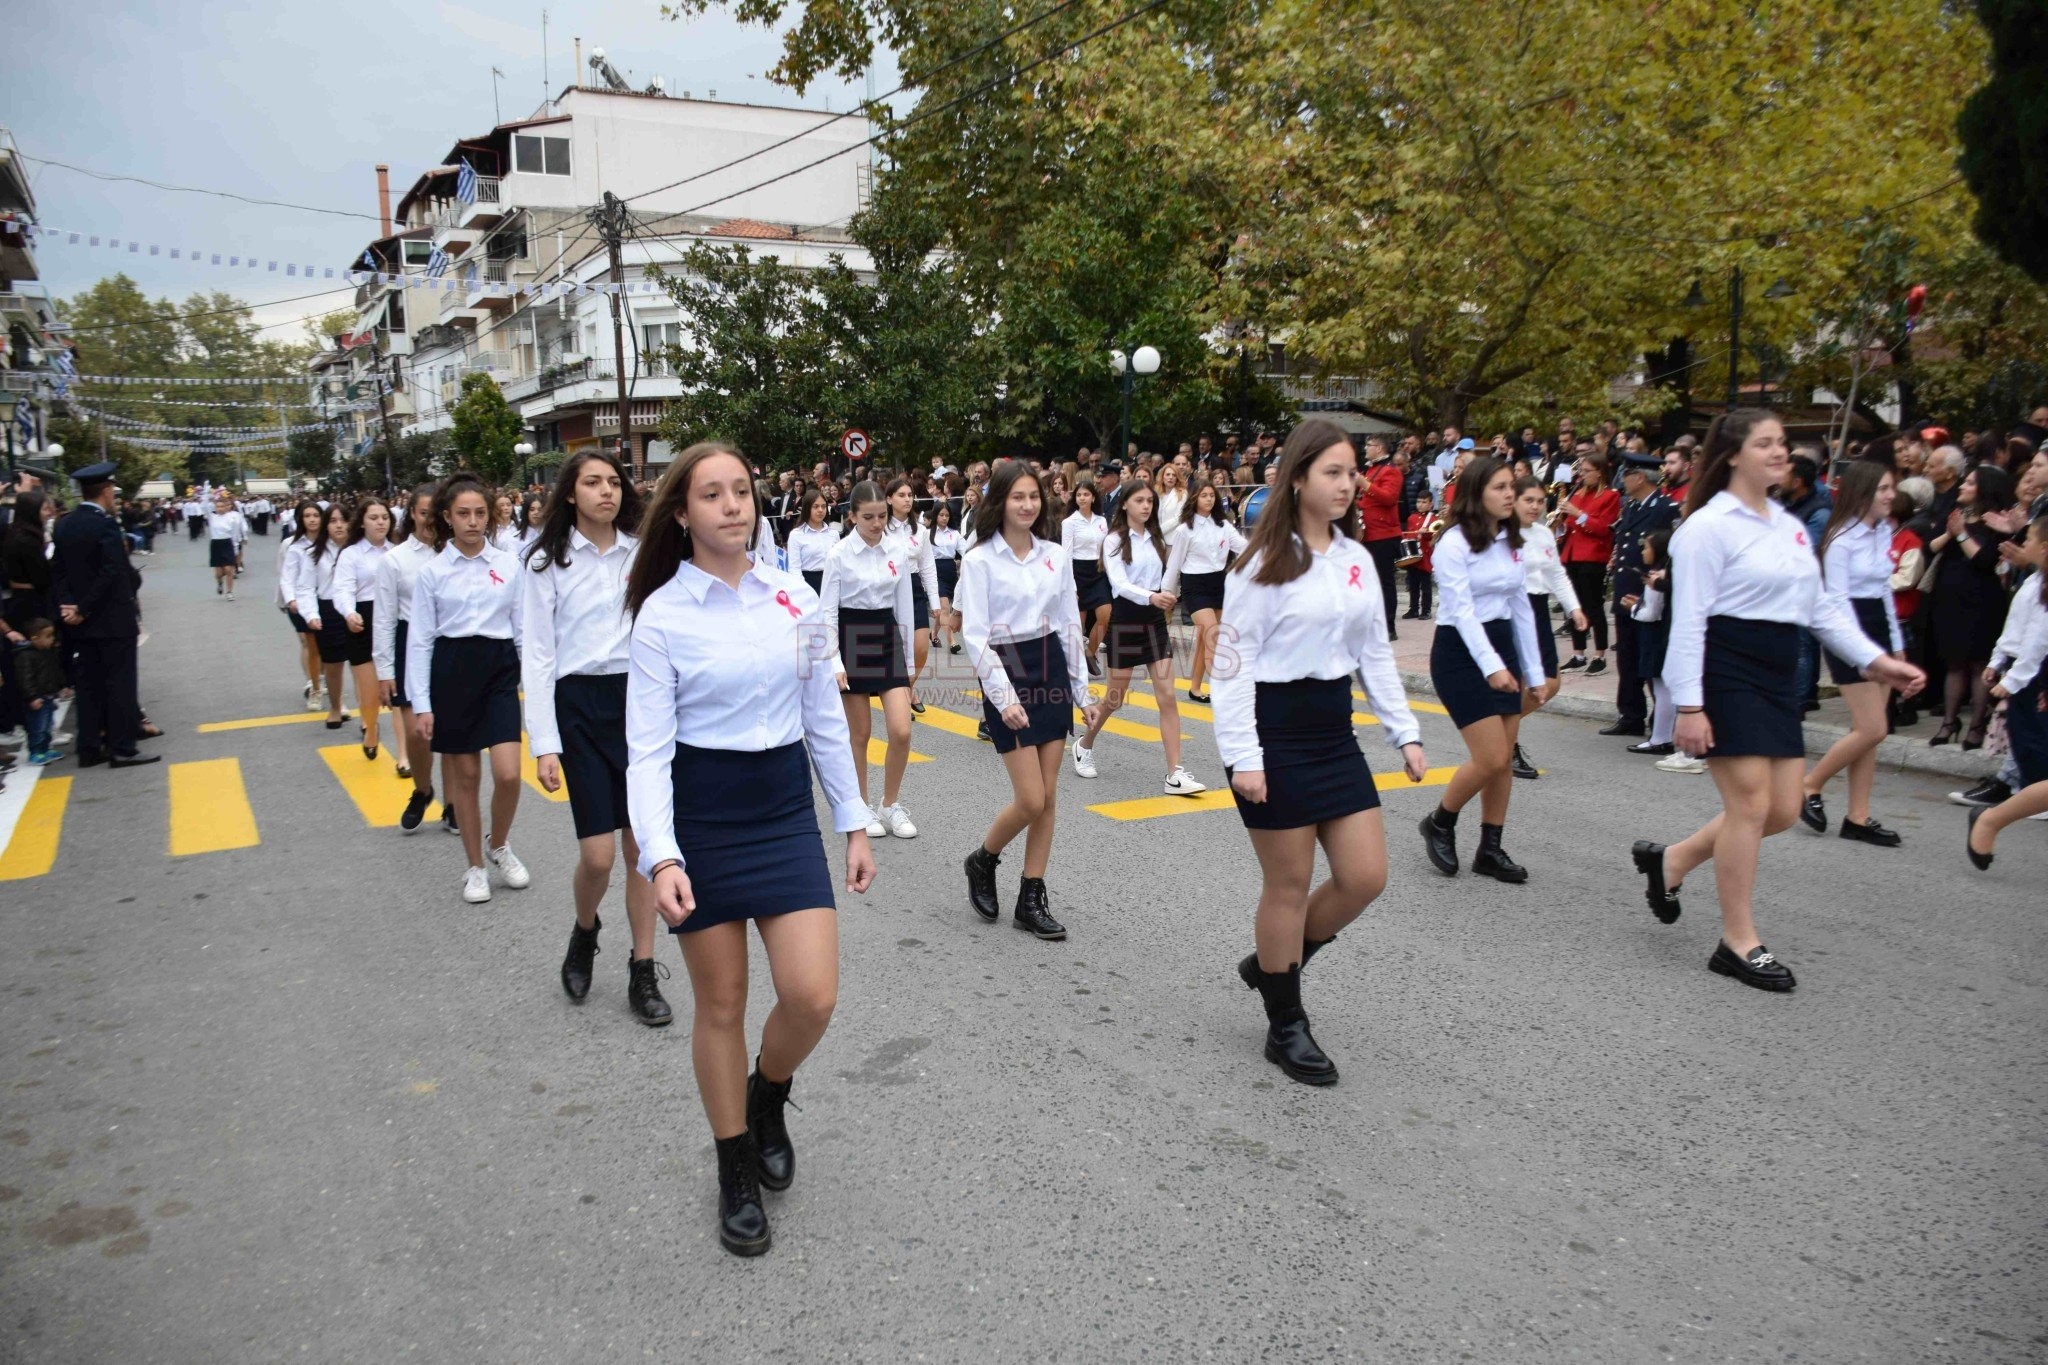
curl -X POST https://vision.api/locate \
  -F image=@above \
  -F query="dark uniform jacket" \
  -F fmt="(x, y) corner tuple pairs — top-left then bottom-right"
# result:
(51, 502), (141, 641)
(1609, 490), (1679, 599)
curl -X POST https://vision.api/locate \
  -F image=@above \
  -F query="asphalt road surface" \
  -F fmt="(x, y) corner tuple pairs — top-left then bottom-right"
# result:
(2, 532), (2043, 1363)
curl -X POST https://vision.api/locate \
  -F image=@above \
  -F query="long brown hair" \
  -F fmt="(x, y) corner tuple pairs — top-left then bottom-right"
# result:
(526, 450), (644, 572)
(1684, 408), (1780, 518)
(1447, 455), (1523, 553)
(625, 442), (756, 618)
(393, 481), (441, 547)
(433, 473), (490, 547)
(1109, 482), (1168, 565)
(967, 460), (1057, 548)
(344, 496), (392, 549)
(1237, 419), (1361, 586)
(1818, 460), (1889, 564)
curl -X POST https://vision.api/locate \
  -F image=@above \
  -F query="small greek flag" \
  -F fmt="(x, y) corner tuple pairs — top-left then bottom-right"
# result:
(425, 245), (450, 278)
(456, 160), (478, 205)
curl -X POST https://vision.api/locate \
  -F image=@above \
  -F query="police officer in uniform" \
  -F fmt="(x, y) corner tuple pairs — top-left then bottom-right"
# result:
(1600, 449), (1680, 739)
(51, 462), (159, 769)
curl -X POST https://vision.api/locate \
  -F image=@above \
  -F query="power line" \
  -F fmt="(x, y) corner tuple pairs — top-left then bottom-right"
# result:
(18, 152), (384, 221)
(57, 285), (359, 334)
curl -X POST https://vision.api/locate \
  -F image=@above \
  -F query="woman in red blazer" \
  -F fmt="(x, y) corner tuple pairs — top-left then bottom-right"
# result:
(1557, 451), (1620, 673)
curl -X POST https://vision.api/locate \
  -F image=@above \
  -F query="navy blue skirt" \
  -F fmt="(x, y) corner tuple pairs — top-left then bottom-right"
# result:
(1431, 617), (1525, 729)
(342, 600), (375, 668)
(803, 569), (824, 595)
(315, 599), (352, 666)
(1823, 597), (1891, 687)
(1106, 597), (1172, 670)
(555, 673), (629, 840)
(838, 606), (910, 696)
(1528, 594), (1559, 679)
(936, 557), (959, 599)
(911, 576), (932, 632)
(1180, 569), (1227, 618)
(1073, 558), (1113, 613)
(982, 633), (1075, 754)
(1227, 678), (1378, 831)
(2007, 679), (2048, 788)
(209, 538), (238, 568)
(427, 635), (522, 754)
(668, 741), (834, 933)
(1703, 616), (1803, 758)
(1636, 617), (1670, 681)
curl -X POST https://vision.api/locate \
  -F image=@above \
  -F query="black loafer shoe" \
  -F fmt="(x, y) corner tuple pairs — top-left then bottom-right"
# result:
(627, 956), (673, 1027)
(1471, 845), (1529, 883)
(561, 917), (601, 1001)
(1631, 840), (1681, 923)
(1599, 720), (1647, 738)
(1627, 740), (1675, 756)
(1419, 811), (1459, 876)
(1264, 1009), (1339, 1086)
(910, 700), (927, 715)
(1799, 793), (1827, 834)
(1186, 689), (1211, 704)
(1510, 745), (1539, 780)
(108, 752), (162, 768)
(1838, 817), (1900, 848)
(1966, 806), (1994, 870)
(1708, 941), (1796, 991)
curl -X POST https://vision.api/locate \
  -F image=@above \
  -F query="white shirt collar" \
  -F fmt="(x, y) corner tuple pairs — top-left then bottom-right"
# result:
(671, 556), (778, 605)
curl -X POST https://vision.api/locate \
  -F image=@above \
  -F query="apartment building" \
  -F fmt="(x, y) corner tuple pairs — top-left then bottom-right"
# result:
(322, 80), (875, 474)
(1, 127), (73, 463)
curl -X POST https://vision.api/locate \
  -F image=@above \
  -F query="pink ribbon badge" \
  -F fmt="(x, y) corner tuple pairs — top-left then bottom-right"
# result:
(1044, 557), (1055, 572)
(774, 590), (802, 619)
(887, 560), (898, 576)
(1346, 565), (1363, 590)
(487, 568), (504, 586)
(1794, 530), (1807, 547)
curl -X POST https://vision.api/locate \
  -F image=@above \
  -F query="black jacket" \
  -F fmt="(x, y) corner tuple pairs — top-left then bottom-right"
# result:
(51, 502), (141, 640)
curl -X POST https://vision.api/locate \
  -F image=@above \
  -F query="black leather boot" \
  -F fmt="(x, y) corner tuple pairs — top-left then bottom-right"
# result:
(1510, 744), (1539, 780)
(627, 956), (673, 1027)
(1237, 934), (1334, 991)
(1420, 805), (1459, 875)
(746, 1062), (796, 1192)
(964, 846), (1002, 921)
(560, 915), (601, 1001)
(714, 1132), (771, 1256)
(1471, 822), (1528, 883)
(1013, 876), (1067, 940)
(1246, 963), (1337, 1086)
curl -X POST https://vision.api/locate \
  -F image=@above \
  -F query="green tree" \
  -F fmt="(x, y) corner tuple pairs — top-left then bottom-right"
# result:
(286, 426), (339, 483)
(1958, 0), (2048, 285)
(449, 373), (523, 485)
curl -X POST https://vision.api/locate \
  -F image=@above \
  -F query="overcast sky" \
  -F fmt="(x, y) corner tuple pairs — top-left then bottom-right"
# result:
(11, 0), (900, 342)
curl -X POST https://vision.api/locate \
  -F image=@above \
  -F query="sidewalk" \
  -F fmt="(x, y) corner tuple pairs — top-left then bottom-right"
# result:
(1383, 609), (2000, 783)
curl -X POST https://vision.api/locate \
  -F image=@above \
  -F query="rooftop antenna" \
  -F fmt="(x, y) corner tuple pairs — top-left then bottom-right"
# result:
(491, 65), (505, 123)
(541, 9), (550, 104)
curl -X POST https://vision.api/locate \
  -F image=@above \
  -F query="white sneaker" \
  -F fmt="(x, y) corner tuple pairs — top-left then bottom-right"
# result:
(879, 803), (919, 838)
(305, 692), (325, 712)
(1072, 744), (1097, 778)
(461, 866), (492, 904)
(1655, 752), (1707, 774)
(1164, 766), (1207, 795)
(51, 731), (73, 745)
(487, 842), (531, 888)
(866, 806), (889, 838)
(224, 590), (234, 601)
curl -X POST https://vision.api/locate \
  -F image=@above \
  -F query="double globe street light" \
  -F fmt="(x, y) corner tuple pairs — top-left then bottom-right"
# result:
(1110, 344), (1160, 469)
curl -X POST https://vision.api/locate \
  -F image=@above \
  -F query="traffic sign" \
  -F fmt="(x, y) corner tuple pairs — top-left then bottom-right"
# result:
(841, 428), (870, 462)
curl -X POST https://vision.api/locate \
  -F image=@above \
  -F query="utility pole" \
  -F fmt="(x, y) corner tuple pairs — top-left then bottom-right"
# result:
(591, 191), (637, 478)
(368, 333), (399, 492)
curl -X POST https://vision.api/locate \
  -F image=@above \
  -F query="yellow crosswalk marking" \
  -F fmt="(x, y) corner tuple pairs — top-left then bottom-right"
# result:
(958, 687), (1158, 741)
(197, 710), (350, 734)
(320, 744), (444, 827)
(167, 758), (260, 855)
(1086, 766), (1458, 822)
(875, 696), (981, 741)
(1348, 684), (1449, 717)
(0, 778), (72, 880)
(868, 739), (932, 765)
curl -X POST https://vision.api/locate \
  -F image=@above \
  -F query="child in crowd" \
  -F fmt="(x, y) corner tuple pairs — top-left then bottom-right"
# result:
(17, 619), (68, 765)
(1402, 491), (1436, 619)
(1624, 531), (1697, 774)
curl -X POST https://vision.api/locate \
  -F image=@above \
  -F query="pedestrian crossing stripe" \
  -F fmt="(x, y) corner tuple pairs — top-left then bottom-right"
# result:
(959, 688), (1159, 742)
(1086, 766), (1459, 822)
(875, 696), (979, 741)
(321, 745), (445, 827)
(0, 777), (72, 881)
(167, 758), (261, 855)
(196, 710), (349, 734)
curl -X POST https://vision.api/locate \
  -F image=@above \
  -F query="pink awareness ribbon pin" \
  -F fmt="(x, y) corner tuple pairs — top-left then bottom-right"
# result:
(774, 590), (801, 619)
(1346, 565), (1363, 589)
(887, 560), (898, 576)
(487, 568), (504, 586)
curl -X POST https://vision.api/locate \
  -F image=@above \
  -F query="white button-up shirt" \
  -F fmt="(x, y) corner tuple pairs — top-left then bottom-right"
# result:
(956, 532), (1090, 710)
(1820, 519), (1904, 652)
(886, 517), (942, 603)
(1104, 529), (1169, 604)
(1992, 585), (2048, 695)
(296, 542), (343, 619)
(625, 558), (867, 878)
(204, 508), (247, 546)
(819, 530), (915, 674)
(372, 536), (438, 681)
(1667, 490), (1882, 708)
(1517, 521), (1580, 612)
(520, 528), (637, 758)
(1434, 526), (1546, 688)
(1211, 536), (1420, 769)
(404, 542), (524, 717)
(1060, 512), (1107, 564)
(786, 523), (840, 573)
(277, 538), (311, 611)
(1164, 517), (1249, 589)
(330, 539), (389, 609)
(932, 527), (963, 564)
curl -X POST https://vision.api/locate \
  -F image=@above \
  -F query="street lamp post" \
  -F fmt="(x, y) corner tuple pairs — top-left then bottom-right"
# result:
(514, 440), (536, 489)
(1110, 344), (1161, 468)
(1686, 270), (1795, 411)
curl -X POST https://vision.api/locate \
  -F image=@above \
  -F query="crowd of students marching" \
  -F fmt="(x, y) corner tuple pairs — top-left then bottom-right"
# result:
(243, 408), (2043, 1260)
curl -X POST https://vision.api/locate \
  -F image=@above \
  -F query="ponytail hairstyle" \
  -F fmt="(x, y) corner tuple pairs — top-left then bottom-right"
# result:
(433, 472), (491, 546)
(1684, 408), (1781, 518)
(393, 481), (442, 548)
(525, 450), (643, 572)
(1818, 459), (1890, 565)
(624, 441), (755, 619)
(1109, 481), (1168, 565)
(846, 479), (888, 534)
(344, 495), (392, 549)
(1447, 455), (1523, 554)
(1238, 419), (1362, 585)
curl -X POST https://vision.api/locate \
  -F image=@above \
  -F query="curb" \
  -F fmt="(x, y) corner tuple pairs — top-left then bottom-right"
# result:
(1394, 669), (2000, 783)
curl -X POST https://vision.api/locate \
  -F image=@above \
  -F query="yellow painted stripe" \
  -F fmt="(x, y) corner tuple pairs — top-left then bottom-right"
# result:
(958, 687), (1159, 742)
(518, 736), (573, 804)
(1349, 685), (1449, 717)
(321, 744), (444, 827)
(167, 758), (260, 855)
(1087, 765), (1458, 822)
(866, 738), (932, 765)
(875, 696), (983, 740)
(0, 777), (72, 880)
(197, 710), (348, 734)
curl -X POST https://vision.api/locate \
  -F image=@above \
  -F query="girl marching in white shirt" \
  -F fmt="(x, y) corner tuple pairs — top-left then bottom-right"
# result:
(885, 479), (942, 713)
(1967, 509), (2048, 866)
(331, 498), (393, 762)
(296, 505), (355, 731)
(521, 453), (671, 1026)
(821, 481), (921, 840)
(1632, 412), (1922, 991)
(408, 473), (532, 906)
(624, 441), (875, 1258)
(280, 502), (325, 710)
(1511, 474), (1588, 778)
(1418, 457), (1546, 883)
(374, 484), (444, 820)
(959, 462), (1100, 940)
(1799, 462), (1910, 845)
(205, 491), (247, 598)
(1073, 482), (1205, 795)
(785, 490), (839, 595)
(1165, 483), (1248, 703)
(929, 502), (964, 656)
(1216, 420), (1428, 1086)
(1061, 478), (1112, 676)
